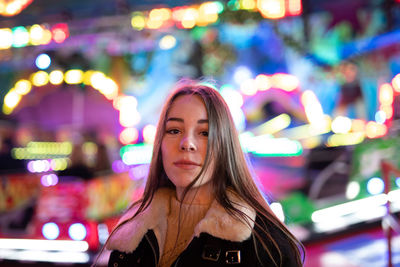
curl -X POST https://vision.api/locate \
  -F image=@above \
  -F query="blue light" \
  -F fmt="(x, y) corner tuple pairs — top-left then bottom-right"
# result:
(367, 177), (385, 195)
(375, 110), (386, 124)
(396, 177), (400, 188)
(36, 53), (51, 69)
(42, 222), (60, 240)
(68, 223), (87, 241)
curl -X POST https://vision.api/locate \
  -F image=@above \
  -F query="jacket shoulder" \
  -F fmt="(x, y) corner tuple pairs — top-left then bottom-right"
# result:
(108, 230), (159, 267)
(254, 215), (301, 267)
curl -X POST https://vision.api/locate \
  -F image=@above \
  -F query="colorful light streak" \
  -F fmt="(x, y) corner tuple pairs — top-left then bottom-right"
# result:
(301, 90), (325, 126)
(0, 23), (68, 50)
(121, 143), (153, 165)
(3, 70), (119, 114)
(0, 0), (33, 16)
(326, 132), (365, 147)
(311, 190), (400, 233)
(252, 113), (291, 135)
(240, 132), (302, 156)
(0, 238), (89, 251)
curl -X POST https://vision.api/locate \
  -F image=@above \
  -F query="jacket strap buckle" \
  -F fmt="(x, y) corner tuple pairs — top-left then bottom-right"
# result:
(201, 245), (221, 262)
(226, 250), (241, 264)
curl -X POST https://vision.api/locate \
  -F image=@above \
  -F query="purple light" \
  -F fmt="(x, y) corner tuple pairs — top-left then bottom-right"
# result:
(27, 161), (35, 173)
(129, 164), (149, 180)
(41, 173), (59, 187)
(112, 160), (128, 173)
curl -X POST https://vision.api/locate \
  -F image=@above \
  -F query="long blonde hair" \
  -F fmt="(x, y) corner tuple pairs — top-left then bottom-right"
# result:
(99, 80), (304, 266)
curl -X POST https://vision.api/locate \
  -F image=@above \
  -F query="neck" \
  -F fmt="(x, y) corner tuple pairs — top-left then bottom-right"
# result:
(176, 182), (214, 206)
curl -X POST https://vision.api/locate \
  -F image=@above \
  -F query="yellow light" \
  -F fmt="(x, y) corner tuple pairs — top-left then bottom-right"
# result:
(255, 74), (271, 91)
(49, 70), (64, 85)
(331, 116), (352, 134)
(31, 71), (49, 86)
(240, 0), (256, 10)
(14, 80), (31, 95)
(1, 0), (33, 16)
(0, 28), (13, 49)
(365, 121), (387, 139)
(280, 120), (331, 140)
(271, 73), (299, 91)
(327, 132), (365, 147)
(240, 79), (257, 95)
(392, 74), (400, 93)
(2, 105), (13, 115)
(379, 83), (393, 105)
(65, 69), (83, 84)
(119, 127), (139, 145)
(351, 119), (365, 132)
(120, 111), (141, 128)
(99, 78), (118, 100)
(181, 8), (198, 29)
(41, 28), (52, 45)
(301, 136), (322, 149)
(143, 124), (157, 144)
(4, 90), (21, 108)
(146, 18), (163, 29)
(29, 24), (45, 45)
(81, 70), (94, 85)
(159, 35), (177, 50)
(198, 2), (219, 25)
(114, 95), (137, 110)
(159, 8), (172, 21)
(149, 8), (163, 21)
(131, 13), (146, 30)
(149, 8), (171, 22)
(301, 90), (325, 126)
(380, 104), (393, 119)
(253, 113), (291, 135)
(257, 0), (285, 19)
(90, 71), (106, 90)
(82, 142), (98, 156)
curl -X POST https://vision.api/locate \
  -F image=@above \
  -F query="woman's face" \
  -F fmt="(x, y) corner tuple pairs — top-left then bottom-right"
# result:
(161, 94), (213, 196)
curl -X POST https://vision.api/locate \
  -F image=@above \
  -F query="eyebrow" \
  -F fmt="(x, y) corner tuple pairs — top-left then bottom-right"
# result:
(166, 117), (209, 124)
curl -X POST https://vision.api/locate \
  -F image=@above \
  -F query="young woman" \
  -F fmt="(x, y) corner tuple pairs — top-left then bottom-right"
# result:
(104, 80), (304, 267)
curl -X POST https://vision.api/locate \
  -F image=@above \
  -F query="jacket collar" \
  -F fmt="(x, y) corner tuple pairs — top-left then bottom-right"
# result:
(106, 187), (256, 253)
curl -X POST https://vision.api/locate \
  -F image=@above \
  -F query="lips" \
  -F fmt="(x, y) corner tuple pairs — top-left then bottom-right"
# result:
(173, 159), (201, 170)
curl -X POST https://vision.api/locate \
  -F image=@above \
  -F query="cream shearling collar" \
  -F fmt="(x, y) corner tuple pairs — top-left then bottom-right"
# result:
(106, 187), (256, 254)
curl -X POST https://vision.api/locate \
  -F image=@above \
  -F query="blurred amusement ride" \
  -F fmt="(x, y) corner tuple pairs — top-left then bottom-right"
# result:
(1, 0), (400, 266)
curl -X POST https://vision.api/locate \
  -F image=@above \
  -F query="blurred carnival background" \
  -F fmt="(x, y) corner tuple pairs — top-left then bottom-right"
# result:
(0, 0), (400, 266)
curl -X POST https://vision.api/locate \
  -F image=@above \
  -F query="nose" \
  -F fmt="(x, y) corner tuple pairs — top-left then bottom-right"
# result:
(180, 135), (196, 152)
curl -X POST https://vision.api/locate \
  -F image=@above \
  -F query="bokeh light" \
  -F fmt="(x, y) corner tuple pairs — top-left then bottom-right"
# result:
(119, 128), (139, 145)
(159, 35), (177, 50)
(366, 177), (385, 195)
(49, 70), (64, 85)
(143, 124), (157, 144)
(35, 53), (51, 69)
(346, 181), (360, 199)
(233, 66), (252, 84)
(68, 223), (87, 241)
(42, 222), (60, 240)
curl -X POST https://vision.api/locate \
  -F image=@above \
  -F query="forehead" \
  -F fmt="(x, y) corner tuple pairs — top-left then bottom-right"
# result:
(167, 94), (208, 118)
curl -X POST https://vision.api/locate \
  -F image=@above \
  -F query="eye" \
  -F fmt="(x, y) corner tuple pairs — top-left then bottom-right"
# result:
(200, 131), (209, 137)
(166, 129), (180, 135)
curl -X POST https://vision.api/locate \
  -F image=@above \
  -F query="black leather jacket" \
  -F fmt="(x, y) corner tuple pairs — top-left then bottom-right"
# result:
(108, 216), (299, 267)
(107, 188), (300, 267)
